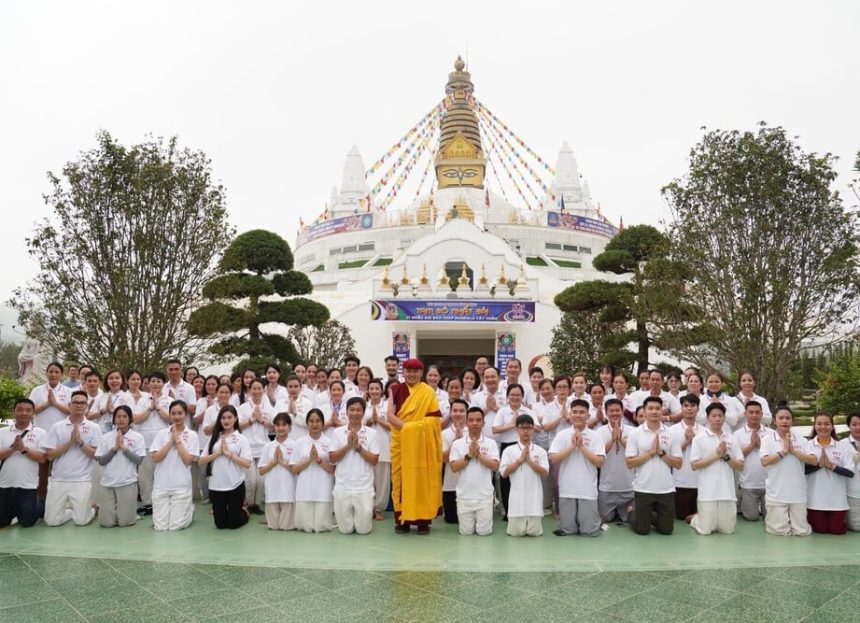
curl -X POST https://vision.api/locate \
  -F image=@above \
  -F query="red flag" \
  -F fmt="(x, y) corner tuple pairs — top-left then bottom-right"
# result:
(485, 189), (490, 208)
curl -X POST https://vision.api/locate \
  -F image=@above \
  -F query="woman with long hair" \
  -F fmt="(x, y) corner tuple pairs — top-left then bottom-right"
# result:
(264, 363), (288, 407)
(199, 405), (252, 529)
(237, 378), (277, 515)
(805, 412), (852, 534)
(94, 405), (146, 527)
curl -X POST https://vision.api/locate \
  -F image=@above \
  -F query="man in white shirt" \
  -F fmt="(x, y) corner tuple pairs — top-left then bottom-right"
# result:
(0, 399), (47, 527)
(596, 399), (635, 523)
(383, 356), (404, 387)
(165, 359), (197, 419)
(549, 399), (606, 536)
(500, 358), (523, 392)
(733, 401), (768, 521)
(670, 394), (704, 522)
(625, 396), (683, 535)
(449, 406), (500, 536)
(41, 390), (102, 526)
(690, 403), (744, 535)
(629, 369), (682, 424)
(500, 413), (548, 536)
(329, 397), (380, 535)
(441, 399), (468, 523)
(472, 367), (506, 441)
(474, 356), (490, 378)
(342, 355), (361, 397)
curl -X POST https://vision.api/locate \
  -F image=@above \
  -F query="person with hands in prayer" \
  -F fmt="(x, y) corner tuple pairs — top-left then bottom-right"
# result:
(94, 405), (145, 527)
(289, 409), (335, 533)
(449, 406), (500, 536)
(500, 414), (548, 536)
(150, 400), (199, 531)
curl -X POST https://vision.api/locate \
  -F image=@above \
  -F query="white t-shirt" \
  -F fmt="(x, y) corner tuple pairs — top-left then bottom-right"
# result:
(93, 390), (134, 434)
(760, 430), (813, 504)
(290, 435), (334, 502)
(317, 400), (347, 438)
(500, 442), (548, 517)
(596, 423), (635, 492)
(449, 435), (499, 500)
(549, 427), (605, 500)
(733, 425), (767, 490)
(150, 427), (199, 491)
(165, 380), (197, 407)
(669, 421), (705, 489)
(697, 393), (743, 430)
(29, 382), (71, 432)
(839, 438), (860, 498)
(533, 399), (562, 447)
(807, 437), (851, 511)
(42, 418), (102, 482)
(260, 438), (297, 503)
(625, 424), (683, 494)
(441, 426), (465, 492)
(265, 384), (289, 407)
(493, 405), (534, 444)
(136, 394), (172, 447)
(95, 429), (146, 488)
(0, 425), (46, 489)
(471, 388), (507, 441)
(282, 395), (313, 441)
(201, 431), (251, 492)
(733, 393), (773, 427)
(331, 425), (380, 494)
(127, 391), (152, 421)
(690, 428), (743, 502)
(238, 399), (281, 458)
(629, 390), (681, 415)
(198, 403), (225, 451)
(363, 400), (390, 462)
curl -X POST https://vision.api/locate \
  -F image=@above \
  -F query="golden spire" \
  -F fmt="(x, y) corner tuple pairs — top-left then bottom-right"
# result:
(435, 56), (486, 189)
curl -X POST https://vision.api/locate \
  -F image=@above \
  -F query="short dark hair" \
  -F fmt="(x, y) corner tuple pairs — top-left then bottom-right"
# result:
(168, 400), (188, 414)
(14, 398), (35, 410)
(744, 400), (762, 411)
(529, 367), (544, 376)
(343, 355), (361, 366)
(515, 413), (534, 427)
(46, 361), (64, 373)
(346, 396), (367, 411)
(467, 406), (485, 419)
(505, 383), (524, 397)
(112, 405), (133, 424)
(680, 394), (700, 406)
(70, 390), (88, 401)
(604, 398), (624, 411)
(450, 398), (468, 411)
(149, 371), (167, 383)
(705, 403), (726, 416)
(569, 398), (589, 411)
(642, 396), (663, 408)
(166, 358), (182, 367)
(273, 412), (292, 427)
(384, 355), (398, 364)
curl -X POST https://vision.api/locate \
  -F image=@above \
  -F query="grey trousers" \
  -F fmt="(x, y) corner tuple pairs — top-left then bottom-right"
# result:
(598, 490), (634, 523)
(558, 497), (601, 536)
(138, 455), (155, 505)
(97, 483), (138, 527)
(739, 487), (766, 521)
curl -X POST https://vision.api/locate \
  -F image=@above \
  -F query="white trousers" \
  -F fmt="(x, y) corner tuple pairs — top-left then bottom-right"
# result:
(765, 502), (811, 536)
(507, 515), (543, 536)
(691, 500), (737, 535)
(457, 496), (493, 536)
(89, 464), (103, 506)
(245, 459), (264, 506)
(373, 461), (391, 513)
(334, 490), (374, 534)
(295, 501), (333, 533)
(44, 480), (94, 526)
(152, 487), (194, 531)
(848, 496), (860, 532)
(265, 502), (295, 530)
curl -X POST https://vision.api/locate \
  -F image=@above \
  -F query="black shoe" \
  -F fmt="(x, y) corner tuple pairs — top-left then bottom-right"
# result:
(417, 525), (430, 535)
(394, 524), (410, 534)
(248, 505), (264, 516)
(137, 505), (153, 516)
(552, 529), (567, 536)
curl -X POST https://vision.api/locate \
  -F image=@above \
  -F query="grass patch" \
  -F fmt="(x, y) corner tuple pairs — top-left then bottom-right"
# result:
(311, 264), (325, 272)
(526, 256), (548, 266)
(373, 257), (393, 266)
(551, 258), (581, 268)
(338, 259), (369, 270)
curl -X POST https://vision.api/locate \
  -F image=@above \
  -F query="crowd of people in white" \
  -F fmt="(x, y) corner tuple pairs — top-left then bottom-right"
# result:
(2, 356), (859, 539)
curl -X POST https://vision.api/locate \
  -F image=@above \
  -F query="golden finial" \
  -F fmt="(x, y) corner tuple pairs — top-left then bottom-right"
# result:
(438, 266), (448, 287)
(458, 264), (469, 286)
(400, 264), (410, 285)
(478, 263), (489, 286)
(454, 55), (465, 71)
(498, 265), (507, 285)
(517, 263), (528, 290)
(381, 266), (391, 289)
(420, 263), (430, 286)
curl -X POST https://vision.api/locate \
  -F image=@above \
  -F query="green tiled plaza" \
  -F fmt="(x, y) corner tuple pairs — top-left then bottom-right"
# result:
(1, 508), (858, 622)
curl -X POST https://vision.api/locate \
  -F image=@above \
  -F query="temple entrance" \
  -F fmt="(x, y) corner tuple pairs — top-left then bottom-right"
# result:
(417, 335), (495, 377)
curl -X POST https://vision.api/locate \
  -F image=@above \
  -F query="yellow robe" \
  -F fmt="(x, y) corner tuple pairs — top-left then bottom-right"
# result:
(390, 381), (442, 522)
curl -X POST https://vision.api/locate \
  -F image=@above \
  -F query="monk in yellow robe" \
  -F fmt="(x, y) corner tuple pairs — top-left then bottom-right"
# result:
(388, 358), (442, 534)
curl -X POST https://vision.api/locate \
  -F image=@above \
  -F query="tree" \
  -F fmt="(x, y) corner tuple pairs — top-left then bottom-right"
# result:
(0, 341), (21, 378)
(188, 229), (329, 374)
(662, 123), (860, 405)
(817, 348), (860, 416)
(549, 310), (623, 377)
(10, 131), (233, 372)
(553, 225), (684, 374)
(288, 320), (357, 370)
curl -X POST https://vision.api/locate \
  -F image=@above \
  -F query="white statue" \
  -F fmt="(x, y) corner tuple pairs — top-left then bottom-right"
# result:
(18, 337), (51, 385)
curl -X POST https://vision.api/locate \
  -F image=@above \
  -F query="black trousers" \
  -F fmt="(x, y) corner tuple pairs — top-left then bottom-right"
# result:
(210, 482), (248, 529)
(499, 442), (517, 518)
(442, 490), (458, 524)
(0, 487), (44, 527)
(630, 491), (675, 535)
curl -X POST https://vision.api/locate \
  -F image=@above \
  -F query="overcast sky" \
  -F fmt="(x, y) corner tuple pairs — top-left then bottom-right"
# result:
(1, 0), (858, 342)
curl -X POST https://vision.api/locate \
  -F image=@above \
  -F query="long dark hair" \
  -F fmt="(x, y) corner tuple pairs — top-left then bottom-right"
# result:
(206, 405), (239, 477)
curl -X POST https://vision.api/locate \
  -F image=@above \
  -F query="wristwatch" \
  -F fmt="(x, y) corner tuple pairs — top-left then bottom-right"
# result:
(657, 449), (666, 457)
(21, 447), (29, 455)
(722, 454), (731, 462)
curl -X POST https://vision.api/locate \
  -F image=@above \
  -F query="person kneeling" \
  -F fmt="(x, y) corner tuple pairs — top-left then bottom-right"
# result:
(150, 400), (199, 531)
(500, 414), (548, 536)
(449, 407), (499, 536)
(199, 406), (252, 529)
(330, 397), (380, 534)
(94, 406), (146, 527)
(0, 399), (47, 528)
(689, 404), (744, 535)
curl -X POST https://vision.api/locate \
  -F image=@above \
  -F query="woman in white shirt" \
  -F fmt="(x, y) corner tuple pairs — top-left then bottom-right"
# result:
(94, 406), (146, 527)
(364, 379), (391, 520)
(459, 368), (481, 404)
(760, 406), (818, 536)
(355, 366), (374, 400)
(289, 409), (335, 532)
(199, 405), (252, 529)
(598, 365), (615, 397)
(237, 379), (278, 515)
(264, 364), (288, 407)
(259, 413), (297, 530)
(839, 412), (860, 531)
(805, 412), (853, 535)
(194, 375), (220, 431)
(319, 380), (347, 437)
(125, 370), (151, 425)
(493, 384), (533, 521)
(733, 371), (773, 427)
(150, 400), (199, 531)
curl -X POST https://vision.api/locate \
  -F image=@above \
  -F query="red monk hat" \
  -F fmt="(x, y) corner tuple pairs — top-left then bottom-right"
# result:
(402, 358), (424, 370)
